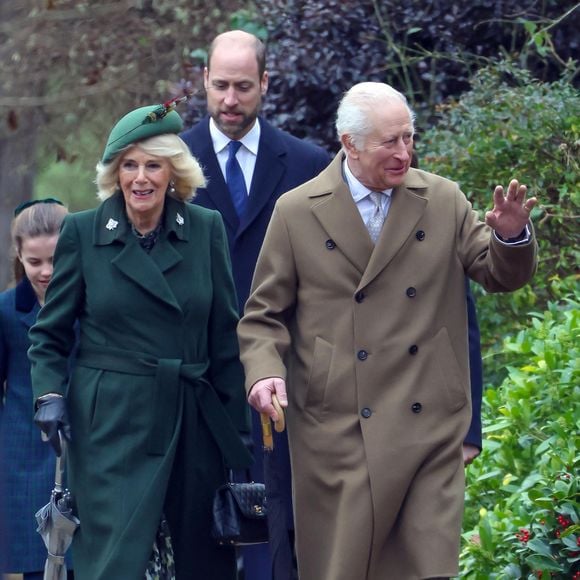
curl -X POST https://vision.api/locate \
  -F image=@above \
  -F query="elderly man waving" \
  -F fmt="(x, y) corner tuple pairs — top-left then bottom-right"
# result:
(237, 82), (537, 580)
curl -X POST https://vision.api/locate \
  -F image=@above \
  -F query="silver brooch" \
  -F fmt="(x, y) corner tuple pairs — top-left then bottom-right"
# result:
(105, 218), (118, 231)
(176, 212), (184, 226)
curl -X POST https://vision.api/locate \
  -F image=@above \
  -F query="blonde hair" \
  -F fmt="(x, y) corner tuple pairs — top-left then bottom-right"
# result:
(11, 201), (68, 282)
(95, 134), (206, 202)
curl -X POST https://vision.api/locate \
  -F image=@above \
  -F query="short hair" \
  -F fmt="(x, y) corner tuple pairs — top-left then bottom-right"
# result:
(95, 134), (206, 202)
(11, 201), (68, 282)
(336, 82), (416, 149)
(207, 31), (267, 78)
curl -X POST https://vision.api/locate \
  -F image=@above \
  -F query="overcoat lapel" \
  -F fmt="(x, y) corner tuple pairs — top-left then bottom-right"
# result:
(310, 153), (372, 275)
(238, 124), (286, 239)
(94, 194), (184, 312)
(309, 154), (429, 288)
(15, 277), (40, 328)
(311, 181), (372, 276)
(111, 242), (182, 312)
(196, 141), (239, 232)
(359, 185), (427, 289)
(19, 306), (39, 329)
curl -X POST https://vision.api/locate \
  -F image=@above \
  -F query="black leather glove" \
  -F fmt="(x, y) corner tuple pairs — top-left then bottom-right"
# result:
(33, 395), (71, 456)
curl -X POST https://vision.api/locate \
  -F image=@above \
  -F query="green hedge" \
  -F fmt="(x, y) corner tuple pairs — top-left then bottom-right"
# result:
(459, 294), (579, 578)
(419, 61), (579, 386)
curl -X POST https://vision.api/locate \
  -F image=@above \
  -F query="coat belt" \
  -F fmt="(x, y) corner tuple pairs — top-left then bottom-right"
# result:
(76, 346), (252, 468)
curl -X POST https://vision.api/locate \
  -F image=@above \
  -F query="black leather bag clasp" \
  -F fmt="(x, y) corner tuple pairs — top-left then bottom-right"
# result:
(211, 476), (269, 546)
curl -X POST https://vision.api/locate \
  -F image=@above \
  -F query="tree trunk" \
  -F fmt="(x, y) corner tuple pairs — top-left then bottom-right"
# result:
(0, 0), (39, 291)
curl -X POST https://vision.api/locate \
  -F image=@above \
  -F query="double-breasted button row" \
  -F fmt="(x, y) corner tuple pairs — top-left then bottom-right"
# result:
(416, 230), (426, 241)
(362, 404), (422, 417)
(357, 350), (368, 361)
(355, 288), (417, 302)
(325, 239), (336, 250)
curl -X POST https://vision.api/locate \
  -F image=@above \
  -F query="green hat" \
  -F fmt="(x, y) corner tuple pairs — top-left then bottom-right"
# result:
(101, 97), (186, 164)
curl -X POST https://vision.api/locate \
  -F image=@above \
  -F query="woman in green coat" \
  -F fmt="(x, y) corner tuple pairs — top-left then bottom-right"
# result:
(28, 100), (252, 580)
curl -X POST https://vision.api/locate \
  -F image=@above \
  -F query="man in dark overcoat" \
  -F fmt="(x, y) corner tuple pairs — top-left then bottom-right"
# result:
(180, 30), (330, 580)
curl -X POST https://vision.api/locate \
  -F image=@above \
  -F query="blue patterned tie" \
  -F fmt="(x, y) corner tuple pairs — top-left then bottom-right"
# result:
(226, 140), (247, 217)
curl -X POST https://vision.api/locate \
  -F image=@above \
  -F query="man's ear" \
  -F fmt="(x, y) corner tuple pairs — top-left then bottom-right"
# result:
(203, 67), (209, 91)
(341, 134), (359, 158)
(260, 71), (269, 95)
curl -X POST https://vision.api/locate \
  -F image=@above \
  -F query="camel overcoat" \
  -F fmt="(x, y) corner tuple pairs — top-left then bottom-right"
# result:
(238, 152), (537, 580)
(28, 193), (252, 580)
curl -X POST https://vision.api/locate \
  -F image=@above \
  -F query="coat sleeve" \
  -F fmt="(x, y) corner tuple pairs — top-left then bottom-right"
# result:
(206, 212), (251, 434)
(237, 204), (297, 392)
(28, 215), (84, 400)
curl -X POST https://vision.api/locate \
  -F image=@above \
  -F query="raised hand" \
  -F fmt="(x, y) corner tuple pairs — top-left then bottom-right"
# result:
(485, 179), (537, 240)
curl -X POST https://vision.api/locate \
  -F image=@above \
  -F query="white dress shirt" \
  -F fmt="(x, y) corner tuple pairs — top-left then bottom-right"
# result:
(209, 118), (261, 196)
(343, 158), (393, 225)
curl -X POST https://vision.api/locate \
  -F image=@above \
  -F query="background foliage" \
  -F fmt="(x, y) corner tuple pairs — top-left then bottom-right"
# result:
(201, 0), (577, 152)
(1, 3), (579, 575)
(459, 292), (579, 579)
(418, 62), (579, 368)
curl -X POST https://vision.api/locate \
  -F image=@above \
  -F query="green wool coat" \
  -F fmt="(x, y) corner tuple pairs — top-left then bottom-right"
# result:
(29, 193), (252, 580)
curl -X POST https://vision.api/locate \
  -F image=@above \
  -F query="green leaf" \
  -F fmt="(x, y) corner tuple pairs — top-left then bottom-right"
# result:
(526, 538), (553, 557)
(524, 554), (563, 571)
(479, 515), (493, 553)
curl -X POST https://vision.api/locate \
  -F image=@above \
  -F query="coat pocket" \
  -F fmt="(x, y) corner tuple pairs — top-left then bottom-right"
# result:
(303, 336), (333, 414)
(432, 327), (468, 413)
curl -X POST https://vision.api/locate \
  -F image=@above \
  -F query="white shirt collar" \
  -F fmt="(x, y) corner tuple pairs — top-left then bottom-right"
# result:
(343, 157), (393, 202)
(209, 117), (261, 156)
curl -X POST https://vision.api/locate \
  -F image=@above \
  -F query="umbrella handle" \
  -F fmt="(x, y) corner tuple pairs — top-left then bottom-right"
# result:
(54, 431), (67, 492)
(260, 395), (286, 451)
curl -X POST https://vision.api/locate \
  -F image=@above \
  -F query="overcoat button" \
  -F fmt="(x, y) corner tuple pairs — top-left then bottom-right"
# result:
(416, 230), (426, 241)
(409, 344), (419, 355)
(357, 350), (368, 361)
(355, 291), (365, 303)
(406, 287), (417, 298)
(361, 407), (372, 418)
(325, 239), (336, 250)
(411, 402), (422, 413)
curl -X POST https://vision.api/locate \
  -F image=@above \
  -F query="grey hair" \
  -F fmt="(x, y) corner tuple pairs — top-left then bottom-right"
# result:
(336, 82), (416, 149)
(95, 134), (206, 202)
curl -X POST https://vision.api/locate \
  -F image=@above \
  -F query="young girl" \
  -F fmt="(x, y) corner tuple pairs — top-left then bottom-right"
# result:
(0, 198), (70, 580)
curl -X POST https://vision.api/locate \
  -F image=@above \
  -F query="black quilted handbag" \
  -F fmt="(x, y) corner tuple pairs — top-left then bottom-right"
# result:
(211, 472), (268, 546)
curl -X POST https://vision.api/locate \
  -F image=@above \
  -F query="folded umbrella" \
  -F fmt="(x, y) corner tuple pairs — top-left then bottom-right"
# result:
(35, 434), (80, 580)
(261, 397), (297, 579)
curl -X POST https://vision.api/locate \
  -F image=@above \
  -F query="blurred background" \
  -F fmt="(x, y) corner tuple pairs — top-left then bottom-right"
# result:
(1, 2), (579, 578)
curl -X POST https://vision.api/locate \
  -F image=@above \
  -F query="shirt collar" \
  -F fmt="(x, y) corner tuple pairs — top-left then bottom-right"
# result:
(209, 117), (261, 156)
(343, 157), (393, 202)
